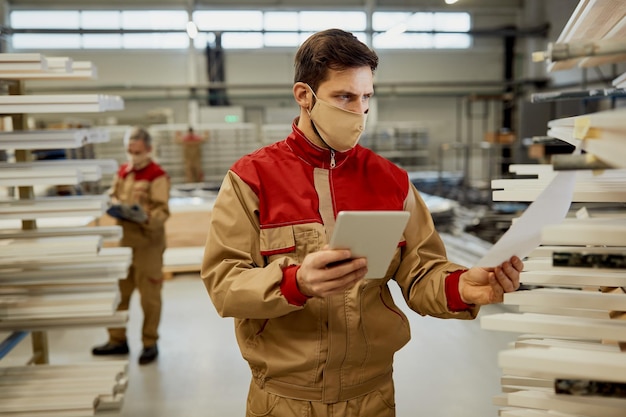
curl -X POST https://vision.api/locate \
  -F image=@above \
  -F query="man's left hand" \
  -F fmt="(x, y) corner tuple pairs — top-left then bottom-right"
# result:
(458, 256), (523, 305)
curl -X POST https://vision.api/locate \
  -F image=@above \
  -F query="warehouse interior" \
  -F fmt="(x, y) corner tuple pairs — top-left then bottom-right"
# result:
(1, 0), (625, 416)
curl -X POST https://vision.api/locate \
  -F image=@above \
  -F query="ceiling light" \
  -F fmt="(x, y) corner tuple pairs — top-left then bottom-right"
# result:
(186, 21), (198, 39)
(445, 0), (459, 4)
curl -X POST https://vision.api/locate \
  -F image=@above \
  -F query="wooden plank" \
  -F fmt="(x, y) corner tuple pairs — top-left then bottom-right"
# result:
(0, 166), (83, 186)
(0, 95), (124, 114)
(0, 246), (131, 269)
(508, 164), (555, 177)
(0, 236), (102, 260)
(0, 267), (127, 285)
(0, 58), (98, 80)
(0, 292), (119, 319)
(0, 311), (128, 331)
(580, 15), (626, 67)
(0, 361), (127, 377)
(494, 189), (626, 203)
(514, 338), (622, 352)
(506, 390), (626, 417)
(0, 62), (47, 73)
(520, 270), (626, 288)
(501, 375), (553, 389)
(0, 162), (104, 183)
(0, 395), (97, 413)
(613, 71), (626, 88)
(546, 128), (626, 170)
(0, 409), (94, 417)
(0, 381), (120, 397)
(499, 346), (626, 383)
(518, 305), (610, 320)
(481, 313), (626, 342)
(547, 101), (626, 130)
(0, 53), (46, 63)
(0, 128), (108, 151)
(549, 0), (626, 71)
(0, 196), (108, 221)
(542, 222), (626, 246)
(493, 393), (509, 406)
(96, 393), (124, 411)
(504, 288), (626, 311)
(0, 225), (122, 242)
(528, 246), (626, 257)
(501, 410), (571, 417)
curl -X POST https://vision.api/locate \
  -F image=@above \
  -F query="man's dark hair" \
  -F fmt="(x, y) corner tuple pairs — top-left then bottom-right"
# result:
(294, 29), (379, 92)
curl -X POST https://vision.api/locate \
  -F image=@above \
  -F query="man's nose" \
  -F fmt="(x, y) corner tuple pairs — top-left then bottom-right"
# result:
(348, 100), (368, 114)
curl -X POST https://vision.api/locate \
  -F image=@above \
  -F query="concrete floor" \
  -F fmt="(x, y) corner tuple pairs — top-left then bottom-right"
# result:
(2, 274), (517, 417)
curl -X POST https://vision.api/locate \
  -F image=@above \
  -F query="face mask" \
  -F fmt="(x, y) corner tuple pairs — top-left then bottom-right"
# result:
(306, 86), (367, 152)
(127, 153), (150, 169)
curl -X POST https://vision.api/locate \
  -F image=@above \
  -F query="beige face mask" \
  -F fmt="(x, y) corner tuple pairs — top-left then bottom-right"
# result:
(127, 153), (151, 170)
(306, 86), (367, 152)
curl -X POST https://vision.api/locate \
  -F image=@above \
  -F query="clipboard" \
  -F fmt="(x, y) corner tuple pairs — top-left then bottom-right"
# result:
(329, 210), (410, 279)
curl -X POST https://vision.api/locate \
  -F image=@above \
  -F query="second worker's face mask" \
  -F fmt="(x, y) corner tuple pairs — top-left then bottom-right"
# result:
(306, 85), (367, 152)
(126, 152), (151, 170)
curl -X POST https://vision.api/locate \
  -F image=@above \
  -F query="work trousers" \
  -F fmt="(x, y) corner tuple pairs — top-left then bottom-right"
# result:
(183, 142), (203, 183)
(246, 378), (396, 417)
(109, 242), (165, 347)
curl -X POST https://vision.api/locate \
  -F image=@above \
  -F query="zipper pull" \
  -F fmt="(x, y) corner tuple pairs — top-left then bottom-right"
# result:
(330, 149), (336, 168)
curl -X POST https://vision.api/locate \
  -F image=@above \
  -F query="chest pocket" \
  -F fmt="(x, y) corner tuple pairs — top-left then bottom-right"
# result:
(260, 223), (325, 265)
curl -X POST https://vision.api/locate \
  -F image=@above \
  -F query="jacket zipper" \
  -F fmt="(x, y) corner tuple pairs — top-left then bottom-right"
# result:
(330, 149), (336, 168)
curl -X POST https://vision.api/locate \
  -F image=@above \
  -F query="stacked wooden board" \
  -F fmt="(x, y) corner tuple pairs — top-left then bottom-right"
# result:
(483, 2), (626, 408)
(482, 163), (626, 416)
(0, 52), (130, 417)
(0, 53), (97, 80)
(546, 108), (626, 170)
(0, 361), (128, 416)
(533, 0), (626, 71)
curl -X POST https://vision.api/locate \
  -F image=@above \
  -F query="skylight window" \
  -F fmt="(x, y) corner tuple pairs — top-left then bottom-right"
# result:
(9, 9), (471, 50)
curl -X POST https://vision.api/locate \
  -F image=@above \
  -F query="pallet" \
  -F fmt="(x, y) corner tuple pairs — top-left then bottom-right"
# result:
(162, 264), (200, 280)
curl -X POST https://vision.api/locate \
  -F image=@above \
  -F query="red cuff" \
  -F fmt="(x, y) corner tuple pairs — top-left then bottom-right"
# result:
(445, 269), (473, 312)
(280, 265), (310, 306)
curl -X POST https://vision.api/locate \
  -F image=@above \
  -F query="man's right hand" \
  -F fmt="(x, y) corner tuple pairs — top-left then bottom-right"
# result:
(296, 247), (368, 298)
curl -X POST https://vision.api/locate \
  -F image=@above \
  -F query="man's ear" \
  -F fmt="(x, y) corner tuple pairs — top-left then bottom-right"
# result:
(293, 82), (310, 108)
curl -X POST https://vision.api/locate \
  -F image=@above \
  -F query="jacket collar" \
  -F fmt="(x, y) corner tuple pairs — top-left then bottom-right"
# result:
(286, 118), (355, 169)
(123, 159), (154, 175)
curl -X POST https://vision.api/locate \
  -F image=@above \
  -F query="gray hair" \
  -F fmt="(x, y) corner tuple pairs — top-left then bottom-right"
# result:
(124, 126), (152, 147)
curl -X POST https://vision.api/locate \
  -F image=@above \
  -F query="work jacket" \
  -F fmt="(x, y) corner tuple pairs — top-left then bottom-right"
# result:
(202, 121), (479, 404)
(110, 160), (170, 248)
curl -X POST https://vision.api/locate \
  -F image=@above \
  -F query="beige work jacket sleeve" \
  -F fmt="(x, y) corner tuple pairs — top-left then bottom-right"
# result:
(201, 171), (304, 320)
(108, 173), (120, 203)
(143, 175), (170, 231)
(395, 182), (480, 320)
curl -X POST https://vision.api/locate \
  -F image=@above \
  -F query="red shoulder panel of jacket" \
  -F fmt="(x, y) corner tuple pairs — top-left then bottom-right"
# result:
(118, 161), (168, 181)
(331, 146), (408, 213)
(231, 140), (409, 228)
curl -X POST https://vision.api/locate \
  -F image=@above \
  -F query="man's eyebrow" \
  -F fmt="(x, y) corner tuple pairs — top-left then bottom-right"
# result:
(330, 89), (375, 96)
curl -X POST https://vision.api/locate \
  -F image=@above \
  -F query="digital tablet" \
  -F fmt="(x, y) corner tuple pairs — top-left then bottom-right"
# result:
(329, 211), (410, 279)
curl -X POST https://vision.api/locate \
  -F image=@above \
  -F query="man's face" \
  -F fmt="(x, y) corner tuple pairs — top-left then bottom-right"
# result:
(126, 139), (151, 168)
(127, 139), (150, 158)
(314, 66), (374, 115)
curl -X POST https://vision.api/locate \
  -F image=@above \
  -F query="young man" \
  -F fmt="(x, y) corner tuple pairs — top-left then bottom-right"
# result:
(202, 29), (523, 416)
(92, 127), (170, 365)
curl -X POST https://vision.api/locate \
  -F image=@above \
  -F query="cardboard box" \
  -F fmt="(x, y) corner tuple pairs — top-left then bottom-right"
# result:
(484, 130), (516, 144)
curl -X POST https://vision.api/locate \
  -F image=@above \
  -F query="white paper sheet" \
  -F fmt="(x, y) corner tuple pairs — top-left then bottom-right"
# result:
(475, 170), (576, 267)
